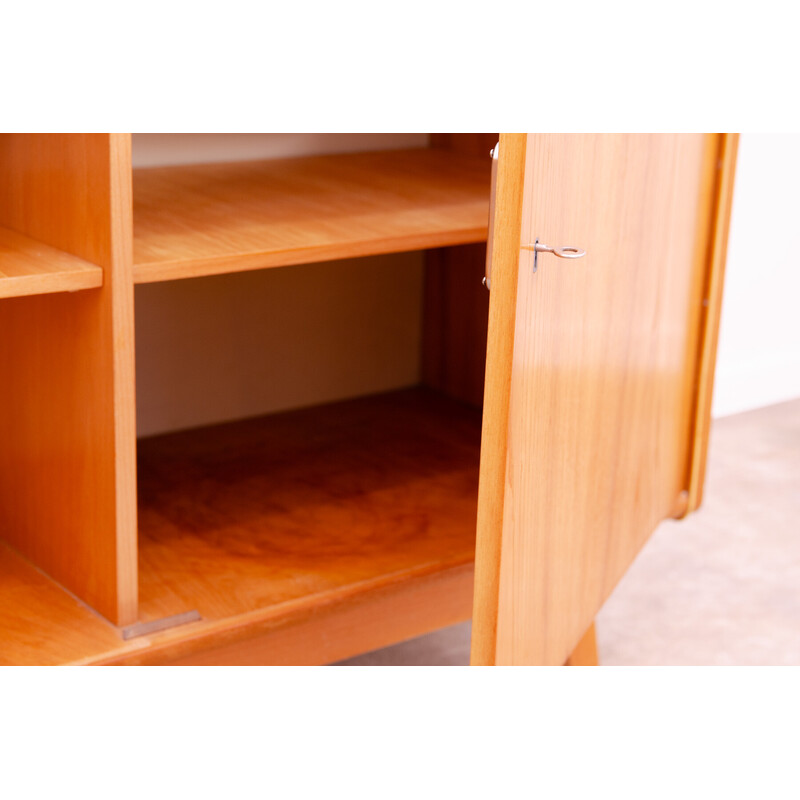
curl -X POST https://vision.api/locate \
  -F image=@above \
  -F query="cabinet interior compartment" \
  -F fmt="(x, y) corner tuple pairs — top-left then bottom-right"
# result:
(132, 247), (491, 663)
(127, 135), (496, 663)
(0, 133), (495, 665)
(0, 135), (105, 299)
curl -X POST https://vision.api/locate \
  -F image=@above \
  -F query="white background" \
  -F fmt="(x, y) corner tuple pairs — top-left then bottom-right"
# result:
(712, 133), (800, 416)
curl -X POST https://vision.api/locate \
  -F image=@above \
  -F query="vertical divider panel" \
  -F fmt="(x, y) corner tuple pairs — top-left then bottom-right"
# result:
(421, 134), (496, 407)
(0, 134), (138, 626)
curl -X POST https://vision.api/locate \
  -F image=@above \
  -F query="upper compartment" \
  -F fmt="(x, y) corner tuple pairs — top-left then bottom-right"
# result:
(0, 134), (104, 299)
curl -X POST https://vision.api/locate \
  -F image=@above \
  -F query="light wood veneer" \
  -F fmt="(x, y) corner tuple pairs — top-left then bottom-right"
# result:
(470, 133), (528, 665)
(0, 542), (122, 666)
(0, 133), (138, 626)
(0, 226), (102, 298)
(133, 148), (491, 283)
(687, 134), (740, 511)
(473, 133), (735, 665)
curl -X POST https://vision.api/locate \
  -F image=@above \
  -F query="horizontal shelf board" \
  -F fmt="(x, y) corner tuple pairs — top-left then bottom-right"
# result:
(135, 388), (481, 645)
(133, 149), (491, 283)
(0, 542), (121, 665)
(105, 563), (475, 665)
(0, 226), (103, 299)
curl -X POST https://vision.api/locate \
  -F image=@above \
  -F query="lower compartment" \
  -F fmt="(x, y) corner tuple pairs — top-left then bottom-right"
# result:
(129, 387), (480, 663)
(0, 387), (482, 664)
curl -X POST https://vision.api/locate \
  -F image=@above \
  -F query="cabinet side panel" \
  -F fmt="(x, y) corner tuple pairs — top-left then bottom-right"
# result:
(0, 134), (137, 625)
(421, 134), (496, 407)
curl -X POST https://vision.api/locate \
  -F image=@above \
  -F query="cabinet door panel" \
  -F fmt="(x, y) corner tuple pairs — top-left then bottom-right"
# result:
(472, 133), (736, 665)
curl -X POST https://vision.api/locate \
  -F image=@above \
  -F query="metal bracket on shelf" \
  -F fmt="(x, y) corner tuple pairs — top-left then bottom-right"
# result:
(121, 609), (202, 640)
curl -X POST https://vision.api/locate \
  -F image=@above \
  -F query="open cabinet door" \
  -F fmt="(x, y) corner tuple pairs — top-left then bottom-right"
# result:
(471, 133), (738, 665)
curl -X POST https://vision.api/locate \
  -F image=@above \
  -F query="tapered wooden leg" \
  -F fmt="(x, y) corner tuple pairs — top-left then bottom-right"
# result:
(564, 622), (598, 666)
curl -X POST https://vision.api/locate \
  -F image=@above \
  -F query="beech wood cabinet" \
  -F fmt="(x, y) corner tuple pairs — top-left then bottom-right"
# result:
(0, 133), (737, 665)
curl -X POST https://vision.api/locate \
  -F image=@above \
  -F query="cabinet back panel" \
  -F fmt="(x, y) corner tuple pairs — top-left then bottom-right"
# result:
(135, 253), (424, 436)
(132, 133), (429, 168)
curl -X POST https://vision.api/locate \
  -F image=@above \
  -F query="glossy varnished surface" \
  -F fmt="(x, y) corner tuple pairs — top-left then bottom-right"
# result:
(473, 134), (726, 665)
(687, 134), (740, 511)
(136, 389), (481, 629)
(0, 225), (102, 298)
(0, 542), (122, 666)
(133, 148), (491, 283)
(470, 133), (528, 666)
(105, 564), (475, 665)
(0, 134), (138, 625)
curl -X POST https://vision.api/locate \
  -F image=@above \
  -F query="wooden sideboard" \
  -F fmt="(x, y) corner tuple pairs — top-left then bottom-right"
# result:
(0, 133), (737, 665)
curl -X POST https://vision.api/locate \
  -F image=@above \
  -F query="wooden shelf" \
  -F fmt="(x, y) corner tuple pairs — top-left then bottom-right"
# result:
(0, 226), (103, 299)
(131, 388), (480, 664)
(0, 541), (122, 665)
(133, 148), (491, 283)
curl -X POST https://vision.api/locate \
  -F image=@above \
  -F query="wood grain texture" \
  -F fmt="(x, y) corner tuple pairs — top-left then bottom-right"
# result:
(135, 388), (480, 626)
(0, 532), (473, 666)
(686, 134), (740, 512)
(422, 135), (496, 407)
(98, 564), (475, 666)
(0, 541), (123, 666)
(475, 134), (722, 665)
(133, 148), (490, 283)
(0, 225), (102, 298)
(564, 623), (598, 666)
(469, 134), (528, 666)
(0, 134), (138, 625)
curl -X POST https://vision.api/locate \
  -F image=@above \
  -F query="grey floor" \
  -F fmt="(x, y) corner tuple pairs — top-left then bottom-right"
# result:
(337, 398), (800, 666)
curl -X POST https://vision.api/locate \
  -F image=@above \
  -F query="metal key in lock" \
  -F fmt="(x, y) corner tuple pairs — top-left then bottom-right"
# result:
(521, 240), (586, 272)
